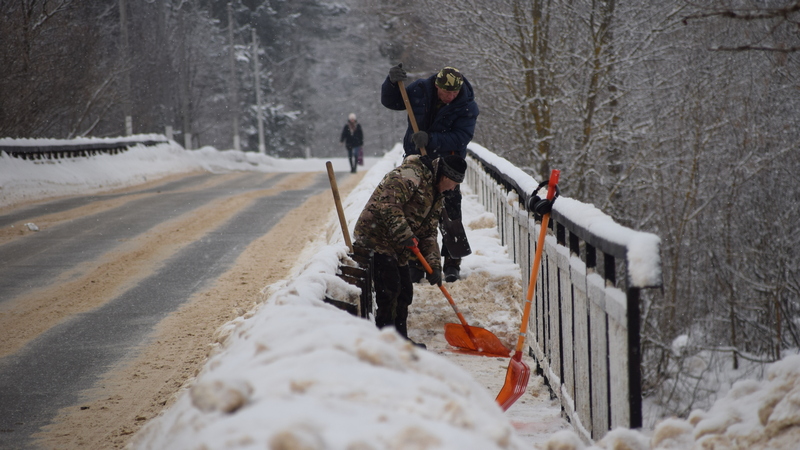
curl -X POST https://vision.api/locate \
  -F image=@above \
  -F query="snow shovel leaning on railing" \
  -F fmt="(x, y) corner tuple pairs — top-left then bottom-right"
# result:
(496, 170), (560, 411)
(409, 241), (510, 357)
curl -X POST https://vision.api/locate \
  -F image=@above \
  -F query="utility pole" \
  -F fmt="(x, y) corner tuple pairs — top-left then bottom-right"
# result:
(119, 0), (133, 135)
(252, 28), (265, 154)
(179, 13), (192, 149)
(227, 4), (240, 151)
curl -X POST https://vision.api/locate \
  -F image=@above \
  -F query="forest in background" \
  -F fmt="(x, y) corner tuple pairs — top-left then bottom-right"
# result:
(0, 0), (402, 156)
(2, 0), (800, 425)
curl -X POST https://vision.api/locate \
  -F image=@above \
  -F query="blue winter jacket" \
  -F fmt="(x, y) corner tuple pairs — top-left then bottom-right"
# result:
(381, 73), (479, 159)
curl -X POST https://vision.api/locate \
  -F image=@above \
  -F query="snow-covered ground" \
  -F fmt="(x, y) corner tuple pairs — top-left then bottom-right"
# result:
(0, 139), (375, 210)
(2, 138), (800, 449)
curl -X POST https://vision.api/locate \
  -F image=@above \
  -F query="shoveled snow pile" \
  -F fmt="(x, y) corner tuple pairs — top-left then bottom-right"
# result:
(128, 246), (528, 449)
(541, 354), (800, 449)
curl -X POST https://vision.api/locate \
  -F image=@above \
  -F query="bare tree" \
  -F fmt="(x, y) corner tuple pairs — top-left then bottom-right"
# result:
(363, 0), (800, 422)
(683, 0), (800, 52)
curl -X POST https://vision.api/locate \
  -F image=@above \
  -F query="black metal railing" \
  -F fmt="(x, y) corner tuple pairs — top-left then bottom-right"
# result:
(0, 137), (169, 160)
(465, 144), (662, 442)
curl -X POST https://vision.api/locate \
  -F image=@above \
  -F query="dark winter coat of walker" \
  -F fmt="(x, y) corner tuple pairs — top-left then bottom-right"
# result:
(340, 113), (363, 173)
(353, 154), (467, 346)
(381, 65), (479, 282)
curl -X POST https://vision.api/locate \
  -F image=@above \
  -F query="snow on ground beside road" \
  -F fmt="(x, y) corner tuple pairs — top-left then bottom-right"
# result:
(3, 139), (800, 449)
(0, 140), (377, 209)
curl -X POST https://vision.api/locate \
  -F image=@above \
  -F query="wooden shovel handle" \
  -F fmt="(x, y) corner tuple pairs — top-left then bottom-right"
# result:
(326, 161), (352, 252)
(513, 170), (560, 353)
(397, 80), (427, 157)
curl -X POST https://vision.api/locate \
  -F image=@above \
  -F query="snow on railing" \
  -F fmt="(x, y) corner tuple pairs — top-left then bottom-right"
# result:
(0, 135), (170, 161)
(465, 143), (662, 443)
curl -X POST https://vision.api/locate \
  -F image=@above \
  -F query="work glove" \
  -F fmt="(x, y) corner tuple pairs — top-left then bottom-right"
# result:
(427, 267), (442, 286)
(411, 131), (428, 150)
(388, 63), (407, 83)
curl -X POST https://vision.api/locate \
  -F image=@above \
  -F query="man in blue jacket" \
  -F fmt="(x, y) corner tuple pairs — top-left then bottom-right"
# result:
(381, 64), (479, 282)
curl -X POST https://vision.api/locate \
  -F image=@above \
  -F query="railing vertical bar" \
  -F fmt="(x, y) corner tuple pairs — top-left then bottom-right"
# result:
(627, 287), (643, 429)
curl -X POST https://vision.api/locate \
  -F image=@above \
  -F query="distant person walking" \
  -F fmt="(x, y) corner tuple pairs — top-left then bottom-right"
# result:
(340, 113), (364, 173)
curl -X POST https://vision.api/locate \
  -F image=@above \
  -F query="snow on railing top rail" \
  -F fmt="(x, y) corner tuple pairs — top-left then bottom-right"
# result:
(0, 134), (170, 160)
(466, 143), (662, 289)
(0, 134), (168, 147)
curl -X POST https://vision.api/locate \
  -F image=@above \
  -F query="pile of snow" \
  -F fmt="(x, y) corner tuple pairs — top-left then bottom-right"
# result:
(131, 274), (525, 449)
(540, 355), (800, 449)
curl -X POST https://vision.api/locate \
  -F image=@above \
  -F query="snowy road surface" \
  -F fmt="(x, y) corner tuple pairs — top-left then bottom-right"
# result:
(0, 170), (338, 448)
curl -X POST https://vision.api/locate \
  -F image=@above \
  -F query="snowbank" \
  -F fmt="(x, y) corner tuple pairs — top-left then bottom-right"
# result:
(539, 355), (800, 449)
(0, 140), (373, 209)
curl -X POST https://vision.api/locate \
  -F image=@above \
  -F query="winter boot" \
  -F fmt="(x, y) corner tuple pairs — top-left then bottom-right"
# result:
(443, 257), (461, 283)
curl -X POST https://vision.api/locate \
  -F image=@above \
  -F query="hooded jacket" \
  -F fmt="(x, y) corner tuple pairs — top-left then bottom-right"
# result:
(381, 73), (479, 159)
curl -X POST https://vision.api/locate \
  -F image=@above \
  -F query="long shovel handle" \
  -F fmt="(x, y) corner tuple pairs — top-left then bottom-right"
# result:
(397, 80), (427, 157)
(326, 161), (353, 253)
(512, 170), (560, 353)
(410, 246), (478, 342)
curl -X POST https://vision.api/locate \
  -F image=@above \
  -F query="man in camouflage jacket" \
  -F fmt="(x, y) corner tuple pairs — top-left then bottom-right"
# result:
(354, 154), (467, 344)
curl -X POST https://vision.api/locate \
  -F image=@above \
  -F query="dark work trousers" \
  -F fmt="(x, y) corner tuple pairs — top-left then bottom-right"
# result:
(441, 243), (458, 267)
(441, 186), (463, 269)
(372, 252), (413, 338)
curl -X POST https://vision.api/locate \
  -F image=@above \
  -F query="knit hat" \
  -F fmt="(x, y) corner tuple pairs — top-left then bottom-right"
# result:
(438, 155), (467, 183)
(348, 113), (356, 121)
(435, 67), (464, 92)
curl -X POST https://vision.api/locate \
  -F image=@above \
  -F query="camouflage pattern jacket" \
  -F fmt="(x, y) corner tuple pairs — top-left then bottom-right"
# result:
(354, 155), (443, 271)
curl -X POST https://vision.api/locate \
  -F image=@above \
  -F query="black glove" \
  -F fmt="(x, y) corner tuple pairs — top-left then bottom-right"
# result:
(427, 267), (442, 286)
(411, 131), (428, 149)
(388, 63), (407, 83)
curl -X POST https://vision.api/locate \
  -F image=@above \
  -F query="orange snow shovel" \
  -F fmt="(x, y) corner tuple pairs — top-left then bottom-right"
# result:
(410, 244), (510, 357)
(496, 169), (560, 411)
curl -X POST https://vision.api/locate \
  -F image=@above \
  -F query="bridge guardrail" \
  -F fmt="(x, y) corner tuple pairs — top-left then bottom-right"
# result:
(466, 143), (662, 442)
(0, 136), (170, 161)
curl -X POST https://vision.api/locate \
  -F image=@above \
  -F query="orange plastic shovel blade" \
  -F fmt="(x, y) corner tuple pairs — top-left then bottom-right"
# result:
(495, 351), (531, 411)
(444, 323), (511, 357)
